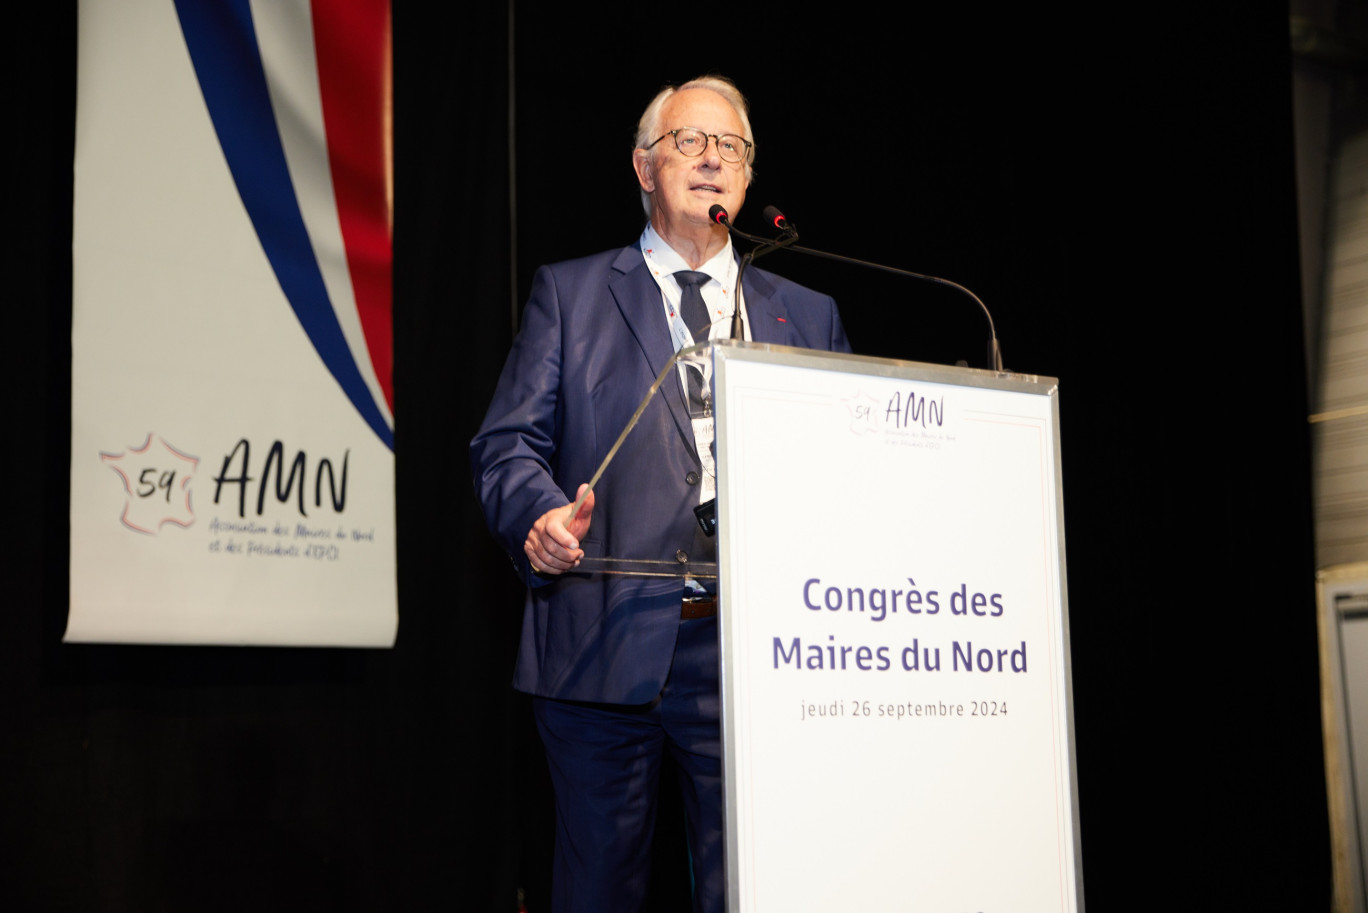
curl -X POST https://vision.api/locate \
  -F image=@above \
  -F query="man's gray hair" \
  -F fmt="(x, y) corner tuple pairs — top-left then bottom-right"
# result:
(635, 75), (754, 216)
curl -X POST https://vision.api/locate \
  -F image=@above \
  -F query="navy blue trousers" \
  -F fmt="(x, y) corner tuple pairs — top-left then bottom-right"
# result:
(533, 615), (723, 913)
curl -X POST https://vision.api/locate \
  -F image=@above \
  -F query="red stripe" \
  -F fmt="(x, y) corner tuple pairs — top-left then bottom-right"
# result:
(312, 0), (394, 414)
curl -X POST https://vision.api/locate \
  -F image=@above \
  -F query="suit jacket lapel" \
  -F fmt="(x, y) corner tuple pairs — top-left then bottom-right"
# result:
(742, 268), (791, 346)
(607, 246), (696, 450)
(606, 248), (795, 452)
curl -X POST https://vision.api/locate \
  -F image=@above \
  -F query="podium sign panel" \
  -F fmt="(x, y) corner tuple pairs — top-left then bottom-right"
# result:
(714, 345), (1079, 912)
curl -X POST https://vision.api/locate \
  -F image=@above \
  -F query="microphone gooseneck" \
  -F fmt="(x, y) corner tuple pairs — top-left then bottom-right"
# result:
(747, 205), (1005, 372)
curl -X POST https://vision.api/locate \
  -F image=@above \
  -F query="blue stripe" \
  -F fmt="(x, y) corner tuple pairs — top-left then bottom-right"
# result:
(173, 0), (394, 450)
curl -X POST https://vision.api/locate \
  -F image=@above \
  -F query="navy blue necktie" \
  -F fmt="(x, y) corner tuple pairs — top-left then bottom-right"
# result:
(674, 271), (712, 414)
(674, 270), (712, 342)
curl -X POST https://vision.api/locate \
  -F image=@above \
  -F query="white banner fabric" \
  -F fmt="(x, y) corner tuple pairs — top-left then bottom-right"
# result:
(67, 0), (396, 646)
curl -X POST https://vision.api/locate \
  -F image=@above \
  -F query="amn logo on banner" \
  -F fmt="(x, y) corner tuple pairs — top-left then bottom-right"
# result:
(68, 0), (396, 647)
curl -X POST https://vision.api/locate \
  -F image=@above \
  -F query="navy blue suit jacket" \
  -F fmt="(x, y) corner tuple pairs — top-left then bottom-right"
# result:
(471, 244), (850, 704)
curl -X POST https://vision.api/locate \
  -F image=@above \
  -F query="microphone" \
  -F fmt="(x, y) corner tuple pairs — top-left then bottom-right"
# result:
(710, 204), (789, 246)
(763, 205), (795, 235)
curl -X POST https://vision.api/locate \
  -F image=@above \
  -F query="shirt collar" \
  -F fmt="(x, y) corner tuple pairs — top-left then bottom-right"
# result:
(640, 223), (736, 287)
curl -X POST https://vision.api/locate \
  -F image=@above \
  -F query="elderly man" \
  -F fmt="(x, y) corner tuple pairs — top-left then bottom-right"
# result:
(471, 75), (849, 912)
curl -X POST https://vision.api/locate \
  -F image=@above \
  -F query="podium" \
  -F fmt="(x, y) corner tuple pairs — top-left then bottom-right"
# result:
(581, 340), (1081, 912)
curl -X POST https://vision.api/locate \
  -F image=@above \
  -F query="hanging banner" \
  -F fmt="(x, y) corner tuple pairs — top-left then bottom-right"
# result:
(68, 0), (396, 646)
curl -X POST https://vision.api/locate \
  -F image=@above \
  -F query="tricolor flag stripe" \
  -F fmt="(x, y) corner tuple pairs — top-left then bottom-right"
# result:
(251, 0), (394, 431)
(312, 0), (394, 417)
(173, 0), (394, 449)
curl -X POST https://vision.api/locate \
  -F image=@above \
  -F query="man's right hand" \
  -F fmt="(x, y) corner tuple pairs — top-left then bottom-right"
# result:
(524, 483), (595, 575)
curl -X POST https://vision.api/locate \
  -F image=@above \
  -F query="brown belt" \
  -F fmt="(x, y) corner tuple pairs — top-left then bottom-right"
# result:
(680, 596), (717, 619)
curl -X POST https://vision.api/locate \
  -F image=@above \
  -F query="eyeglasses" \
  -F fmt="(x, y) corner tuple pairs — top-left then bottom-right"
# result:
(646, 127), (753, 164)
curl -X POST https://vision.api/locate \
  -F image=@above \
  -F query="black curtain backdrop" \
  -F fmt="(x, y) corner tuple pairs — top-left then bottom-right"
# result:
(6, 2), (1328, 911)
